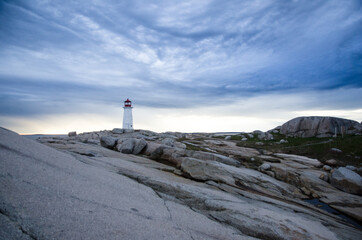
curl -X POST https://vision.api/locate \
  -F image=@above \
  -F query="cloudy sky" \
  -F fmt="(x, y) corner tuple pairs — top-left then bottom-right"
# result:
(1, 0), (361, 134)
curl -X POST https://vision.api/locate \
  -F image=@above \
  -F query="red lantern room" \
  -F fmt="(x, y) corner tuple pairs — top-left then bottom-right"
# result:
(124, 98), (132, 107)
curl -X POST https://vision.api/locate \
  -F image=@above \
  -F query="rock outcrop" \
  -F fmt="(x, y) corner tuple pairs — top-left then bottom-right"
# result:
(280, 116), (362, 138)
(3, 126), (362, 239)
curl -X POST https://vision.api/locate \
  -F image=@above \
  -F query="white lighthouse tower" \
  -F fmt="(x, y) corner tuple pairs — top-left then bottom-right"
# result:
(123, 98), (133, 130)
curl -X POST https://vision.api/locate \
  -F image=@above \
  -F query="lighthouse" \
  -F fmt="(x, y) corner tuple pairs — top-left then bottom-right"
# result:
(123, 98), (133, 130)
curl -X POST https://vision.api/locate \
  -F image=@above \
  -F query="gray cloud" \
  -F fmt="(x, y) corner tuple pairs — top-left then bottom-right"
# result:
(0, 0), (361, 118)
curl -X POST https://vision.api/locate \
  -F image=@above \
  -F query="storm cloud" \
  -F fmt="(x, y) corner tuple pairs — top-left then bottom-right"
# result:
(0, 0), (361, 132)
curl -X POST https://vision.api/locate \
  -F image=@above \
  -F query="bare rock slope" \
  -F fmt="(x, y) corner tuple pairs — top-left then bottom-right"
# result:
(1, 127), (362, 239)
(280, 116), (362, 138)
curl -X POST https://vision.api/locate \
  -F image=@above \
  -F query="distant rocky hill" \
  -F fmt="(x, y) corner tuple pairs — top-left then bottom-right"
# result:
(280, 116), (362, 138)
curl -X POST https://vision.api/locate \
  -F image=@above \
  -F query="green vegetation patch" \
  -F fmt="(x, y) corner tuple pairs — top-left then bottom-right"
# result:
(237, 134), (362, 167)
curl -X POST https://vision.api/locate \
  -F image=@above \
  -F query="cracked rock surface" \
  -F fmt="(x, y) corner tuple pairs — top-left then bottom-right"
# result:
(1, 127), (361, 239)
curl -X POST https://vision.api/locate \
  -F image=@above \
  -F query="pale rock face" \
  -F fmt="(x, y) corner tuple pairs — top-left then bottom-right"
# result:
(224, 136), (231, 140)
(280, 116), (362, 138)
(330, 167), (362, 195)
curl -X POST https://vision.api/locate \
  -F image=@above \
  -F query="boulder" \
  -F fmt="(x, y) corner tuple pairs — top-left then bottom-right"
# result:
(174, 141), (187, 149)
(255, 142), (264, 146)
(150, 144), (170, 160)
(112, 128), (124, 134)
(247, 133), (254, 138)
(161, 138), (175, 147)
(133, 138), (147, 154)
(325, 159), (337, 166)
(280, 116), (362, 138)
(330, 167), (362, 195)
(100, 136), (118, 149)
(144, 142), (162, 156)
(257, 132), (266, 140)
(330, 148), (342, 153)
(160, 148), (186, 166)
(116, 138), (136, 154)
(241, 138), (247, 141)
(279, 139), (288, 144)
(259, 163), (271, 171)
(323, 165), (332, 171)
(224, 136), (231, 140)
(68, 131), (77, 137)
(264, 133), (274, 140)
(319, 173), (329, 182)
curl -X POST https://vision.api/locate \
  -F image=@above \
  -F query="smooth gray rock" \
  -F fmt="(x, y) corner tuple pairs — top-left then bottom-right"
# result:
(346, 165), (357, 171)
(330, 167), (362, 195)
(259, 163), (271, 171)
(112, 128), (124, 134)
(224, 136), (231, 140)
(117, 138), (136, 154)
(150, 144), (170, 160)
(133, 138), (147, 154)
(280, 116), (362, 138)
(161, 138), (175, 147)
(0, 127), (245, 240)
(189, 151), (240, 167)
(173, 141), (186, 149)
(100, 136), (118, 149)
